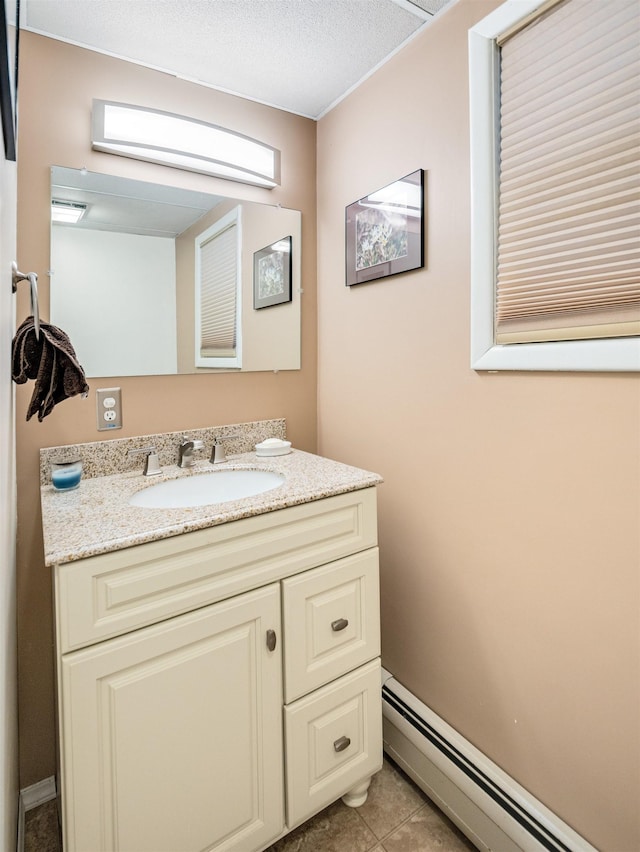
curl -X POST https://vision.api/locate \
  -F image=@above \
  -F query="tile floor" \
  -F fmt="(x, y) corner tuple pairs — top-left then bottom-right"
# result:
(24, 757), (477, 851)
(24, 797), (62, 852)
(266, 758), (476, 852)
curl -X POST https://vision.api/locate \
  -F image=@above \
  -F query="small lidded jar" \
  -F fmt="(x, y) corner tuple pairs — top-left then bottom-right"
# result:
(51, 457), (83, 491)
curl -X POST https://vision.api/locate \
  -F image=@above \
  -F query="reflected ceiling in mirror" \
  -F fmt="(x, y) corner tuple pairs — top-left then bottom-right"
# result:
(50, 166), (301, 378)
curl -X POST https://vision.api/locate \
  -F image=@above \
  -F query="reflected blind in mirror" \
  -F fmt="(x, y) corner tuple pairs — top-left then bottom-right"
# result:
(198, 216), (239, 361)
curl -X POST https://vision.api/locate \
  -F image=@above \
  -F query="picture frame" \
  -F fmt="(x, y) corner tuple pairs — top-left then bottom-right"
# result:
(345, 169), (424, 286)
(0, 0), (17, 162)
(253, 235), (292, 309)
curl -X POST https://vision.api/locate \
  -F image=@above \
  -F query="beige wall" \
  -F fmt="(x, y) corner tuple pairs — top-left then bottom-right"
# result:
(15, 32), (317, 788)
(317, 3), (639, 851)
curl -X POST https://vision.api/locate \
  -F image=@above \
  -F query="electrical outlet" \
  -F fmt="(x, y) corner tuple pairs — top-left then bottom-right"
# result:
(96, 387), (123, 431)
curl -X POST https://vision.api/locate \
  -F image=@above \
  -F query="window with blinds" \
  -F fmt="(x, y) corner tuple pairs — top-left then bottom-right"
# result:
(195, 207), (242, 369)
(469, 0), (640, 370)
(495, 0), (640, 345)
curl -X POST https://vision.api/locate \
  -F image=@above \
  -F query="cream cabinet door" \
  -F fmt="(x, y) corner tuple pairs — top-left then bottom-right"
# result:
(59, 584), (283, 852)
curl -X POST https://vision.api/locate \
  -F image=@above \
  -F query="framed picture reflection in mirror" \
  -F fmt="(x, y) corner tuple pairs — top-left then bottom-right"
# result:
(253, 235), (292, 309)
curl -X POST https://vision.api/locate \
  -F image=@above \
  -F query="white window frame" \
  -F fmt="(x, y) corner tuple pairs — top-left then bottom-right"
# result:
(469, 0), (640, 372)
(194, 206), (242, 369)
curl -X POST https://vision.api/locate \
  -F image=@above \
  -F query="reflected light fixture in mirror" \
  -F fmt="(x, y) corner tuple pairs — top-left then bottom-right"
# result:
(51, 199), (87, 224)
(91, 99), (281, 188)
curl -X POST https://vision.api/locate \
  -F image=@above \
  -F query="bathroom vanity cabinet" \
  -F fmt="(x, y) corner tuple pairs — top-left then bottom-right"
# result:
(52, 487), (382, 852)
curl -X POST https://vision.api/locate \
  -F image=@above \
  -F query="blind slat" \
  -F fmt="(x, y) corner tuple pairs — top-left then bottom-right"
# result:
(499, 188), (640, 230)
(499, 237), (640, 267)
(500, 161), (640, 213)
(502, 9), (637, 98)
(502, 42), (639, 132)
(498, 262), (640, 287)
(498, 223), (639, 260)
(502, 124), (638, 176)
(500, 104), (640, 172)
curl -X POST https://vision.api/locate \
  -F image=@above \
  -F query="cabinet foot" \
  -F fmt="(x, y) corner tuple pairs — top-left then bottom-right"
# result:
(341, 777), (372, 808)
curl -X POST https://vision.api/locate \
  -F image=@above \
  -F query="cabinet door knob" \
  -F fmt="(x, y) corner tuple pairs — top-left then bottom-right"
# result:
(333, 736), (351, 753)
(266, 629), (277, 651)
(331, 618), (349, 632)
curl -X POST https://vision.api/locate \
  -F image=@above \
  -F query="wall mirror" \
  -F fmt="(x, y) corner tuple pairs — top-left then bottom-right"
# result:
(49, 166), (302, 377)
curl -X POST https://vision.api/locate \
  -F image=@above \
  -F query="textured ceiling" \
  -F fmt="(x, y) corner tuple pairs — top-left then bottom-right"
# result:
(21, 0), (456, 119)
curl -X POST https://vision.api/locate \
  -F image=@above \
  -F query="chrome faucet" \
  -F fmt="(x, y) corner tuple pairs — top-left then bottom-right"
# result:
(178, 435), (204, 468)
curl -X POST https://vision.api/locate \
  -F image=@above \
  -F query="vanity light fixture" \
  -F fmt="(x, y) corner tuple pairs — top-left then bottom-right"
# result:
(91, 99), (281, 189)
(51, 199), (87, 224)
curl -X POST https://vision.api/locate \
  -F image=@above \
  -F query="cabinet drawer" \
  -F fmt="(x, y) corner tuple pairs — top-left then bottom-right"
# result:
(282, 549), (380, 702)
(55, 489), (377, 652)
(284, 659), (382, 829)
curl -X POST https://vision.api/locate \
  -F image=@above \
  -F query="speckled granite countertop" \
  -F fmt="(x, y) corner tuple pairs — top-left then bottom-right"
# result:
(41, 449), (383, 567)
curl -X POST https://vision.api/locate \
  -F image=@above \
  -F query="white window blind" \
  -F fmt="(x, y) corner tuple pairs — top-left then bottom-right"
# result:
(496, 0), (640, 345)
(197, 216), (239, 362)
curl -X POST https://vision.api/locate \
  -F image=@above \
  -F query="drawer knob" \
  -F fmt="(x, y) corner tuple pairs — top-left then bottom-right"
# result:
(266, 629), (277, 652)
(331, 618), (349, 632)
(333, 736), (351, 753)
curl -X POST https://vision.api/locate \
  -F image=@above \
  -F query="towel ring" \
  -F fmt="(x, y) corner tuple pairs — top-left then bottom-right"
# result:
(12, 262), (40, 340)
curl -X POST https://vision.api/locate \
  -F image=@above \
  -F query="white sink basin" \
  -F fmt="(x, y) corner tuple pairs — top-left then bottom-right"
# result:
(129, 469), (285, 509)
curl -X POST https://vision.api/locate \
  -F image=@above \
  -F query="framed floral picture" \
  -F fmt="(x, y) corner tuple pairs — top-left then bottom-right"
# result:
(345, 169), (424, 286)
(253, 235), (292, 309)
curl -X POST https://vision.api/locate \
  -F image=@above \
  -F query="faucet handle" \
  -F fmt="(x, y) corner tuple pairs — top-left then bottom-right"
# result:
(210, 434), (240, 464)
(128, 446), (162, 477)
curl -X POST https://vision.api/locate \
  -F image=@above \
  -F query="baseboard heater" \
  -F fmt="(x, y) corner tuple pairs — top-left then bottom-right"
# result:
(381, 669), (597, 852)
